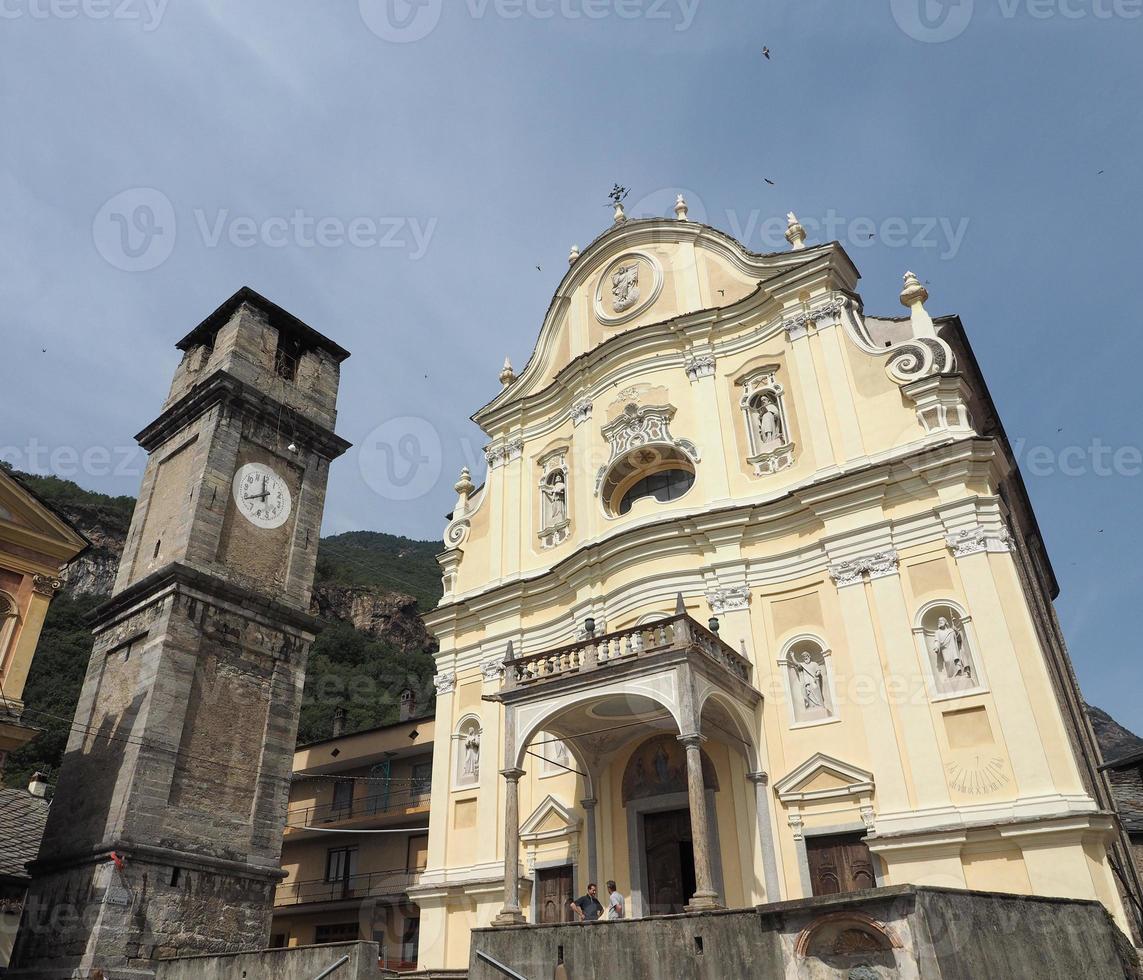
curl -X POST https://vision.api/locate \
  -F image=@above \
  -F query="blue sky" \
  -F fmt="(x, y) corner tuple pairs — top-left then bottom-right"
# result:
(2, 0), (1140, 728)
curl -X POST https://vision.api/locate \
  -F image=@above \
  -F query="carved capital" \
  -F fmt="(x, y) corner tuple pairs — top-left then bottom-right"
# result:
(783, 297), (846, 341)
(433, 671), (456, 696)
(480, 657), (504, 682)
(828, 550), (899, 588)
(746, 770), (769, 786)
(945, 525), (1012, 558)
(706, 586), (751, 615)
(676, 733), (707, 751)
(484, 437), (523, 469)
(683, 353), (717, 382)
(571, 399), (593, 427)
(500, 767), (526, 784)
(31, 575), (62, 597)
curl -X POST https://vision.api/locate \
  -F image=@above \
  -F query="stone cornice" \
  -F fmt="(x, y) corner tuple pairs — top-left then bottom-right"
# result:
(135, 369), (351, 461)
(427, 439), (1009, 655)
(89, 560), (321, 636)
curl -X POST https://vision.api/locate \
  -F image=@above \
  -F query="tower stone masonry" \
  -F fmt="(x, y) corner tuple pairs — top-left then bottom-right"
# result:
(10, 288), (351, 978)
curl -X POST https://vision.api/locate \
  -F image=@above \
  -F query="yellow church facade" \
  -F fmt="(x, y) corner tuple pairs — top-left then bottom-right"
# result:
(413, 201), (1138, 970)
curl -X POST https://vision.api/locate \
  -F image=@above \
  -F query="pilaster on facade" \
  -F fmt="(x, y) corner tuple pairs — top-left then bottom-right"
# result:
(903, 374), (975, 435)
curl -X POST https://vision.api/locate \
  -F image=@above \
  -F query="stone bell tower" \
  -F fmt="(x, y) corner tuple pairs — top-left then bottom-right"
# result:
(11, 288), (350, 978)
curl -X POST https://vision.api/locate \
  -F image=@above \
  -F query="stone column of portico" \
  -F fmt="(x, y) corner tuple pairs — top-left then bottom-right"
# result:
(492, 767), (527, 926)
(581, 797), (599, 888)
(678, 734), (723, 910)
(746, 771), (782, 902)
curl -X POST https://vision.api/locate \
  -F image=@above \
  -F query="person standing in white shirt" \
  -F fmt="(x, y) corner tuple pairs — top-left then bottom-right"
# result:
(606, 880), (625, 919)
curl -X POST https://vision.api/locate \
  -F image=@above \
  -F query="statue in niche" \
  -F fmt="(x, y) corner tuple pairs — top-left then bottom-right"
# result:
(612, 263), (640, 313)
(931, 616), (960, 674)
(926, 610), (977, 692)
(755, 395), (784, 446)
(794, 652), (827, 711)
(463, 727), (480, 779)
(551, 738), (568, 767)
(541, 471), (568, 528)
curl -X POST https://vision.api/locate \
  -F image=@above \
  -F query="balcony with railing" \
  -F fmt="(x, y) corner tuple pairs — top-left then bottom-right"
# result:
(284, 783), (430, 836)
(273, 869), (417, 909)
(501, 613), (754, 694)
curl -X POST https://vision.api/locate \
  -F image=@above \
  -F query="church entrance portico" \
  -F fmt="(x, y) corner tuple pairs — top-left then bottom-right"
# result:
(484, 612), (767, 925)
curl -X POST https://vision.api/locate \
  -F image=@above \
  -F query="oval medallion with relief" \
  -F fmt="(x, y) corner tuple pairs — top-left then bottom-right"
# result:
(593, 251), (664, 326)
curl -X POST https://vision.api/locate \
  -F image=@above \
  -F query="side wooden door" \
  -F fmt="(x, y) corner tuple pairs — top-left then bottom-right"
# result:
(537, 865), (574, 923)
(806, 833), (876, 895)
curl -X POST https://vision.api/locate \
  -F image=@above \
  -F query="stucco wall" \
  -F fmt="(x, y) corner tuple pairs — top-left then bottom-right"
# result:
(155, 941), (378, 980)
(469, 887), (1139, 980)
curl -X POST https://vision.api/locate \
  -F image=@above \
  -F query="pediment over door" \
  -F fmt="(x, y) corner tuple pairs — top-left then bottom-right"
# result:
(774, 753), (874, 805)
(520, 795), (581, 847)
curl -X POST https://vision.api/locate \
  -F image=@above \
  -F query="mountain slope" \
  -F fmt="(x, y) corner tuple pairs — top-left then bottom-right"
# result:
(1, 467), (442, 788)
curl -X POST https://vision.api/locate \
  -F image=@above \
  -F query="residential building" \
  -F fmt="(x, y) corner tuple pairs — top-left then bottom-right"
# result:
(0, 773), (50, 968)
(1102, 748), (1143, 884)
(272, 715), (435, 970)
(0, 468), (88, 777)
(412, 202), (1140, 971)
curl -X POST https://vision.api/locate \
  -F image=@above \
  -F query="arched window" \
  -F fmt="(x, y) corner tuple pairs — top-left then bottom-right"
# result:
(913, 601), (986, 699)
(600, 446), (697, 518)
(618, 468), (695, 515)
(596, 402), (700, 518)
(779, 636), (837, 727)
(454, 715), (482, 788)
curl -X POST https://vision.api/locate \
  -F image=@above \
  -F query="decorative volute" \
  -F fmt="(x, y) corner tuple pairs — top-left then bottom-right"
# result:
(499, 357), (516, 387)
(900, 271), (936, 340)
(569, 245), (580, 265)
(785, 211), (807, 251)
(675, 194), (689, 221)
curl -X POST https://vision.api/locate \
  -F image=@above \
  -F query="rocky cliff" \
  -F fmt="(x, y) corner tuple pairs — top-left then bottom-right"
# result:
(3, 469), (441, 785)
(311, 584), (436, 654)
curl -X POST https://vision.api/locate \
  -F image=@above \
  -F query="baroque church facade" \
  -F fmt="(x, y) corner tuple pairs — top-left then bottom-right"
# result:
(412, 201), (1139, 970)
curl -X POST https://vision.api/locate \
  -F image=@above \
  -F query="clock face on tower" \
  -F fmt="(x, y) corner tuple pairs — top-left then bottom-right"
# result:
(232, 463), (293, 529)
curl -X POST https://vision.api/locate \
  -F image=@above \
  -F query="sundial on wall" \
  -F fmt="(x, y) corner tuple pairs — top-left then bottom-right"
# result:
(945, 755), (1009, 796)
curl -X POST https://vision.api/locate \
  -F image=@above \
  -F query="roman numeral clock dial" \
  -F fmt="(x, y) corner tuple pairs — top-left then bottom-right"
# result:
(232, 462), (293, 529)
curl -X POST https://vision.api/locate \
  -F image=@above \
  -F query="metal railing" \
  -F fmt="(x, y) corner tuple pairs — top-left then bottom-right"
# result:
(274, 869), (417, 907)
(502, 614), (752, 691)
(285, 784), (430, 829)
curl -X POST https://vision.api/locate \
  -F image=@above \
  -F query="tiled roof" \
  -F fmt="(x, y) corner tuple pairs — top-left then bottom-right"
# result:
(0, 789), (49, 881)
(1107, 765), (1143, 832)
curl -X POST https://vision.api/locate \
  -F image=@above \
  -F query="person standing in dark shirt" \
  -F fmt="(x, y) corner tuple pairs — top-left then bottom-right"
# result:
(570, 882), (604, 922)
